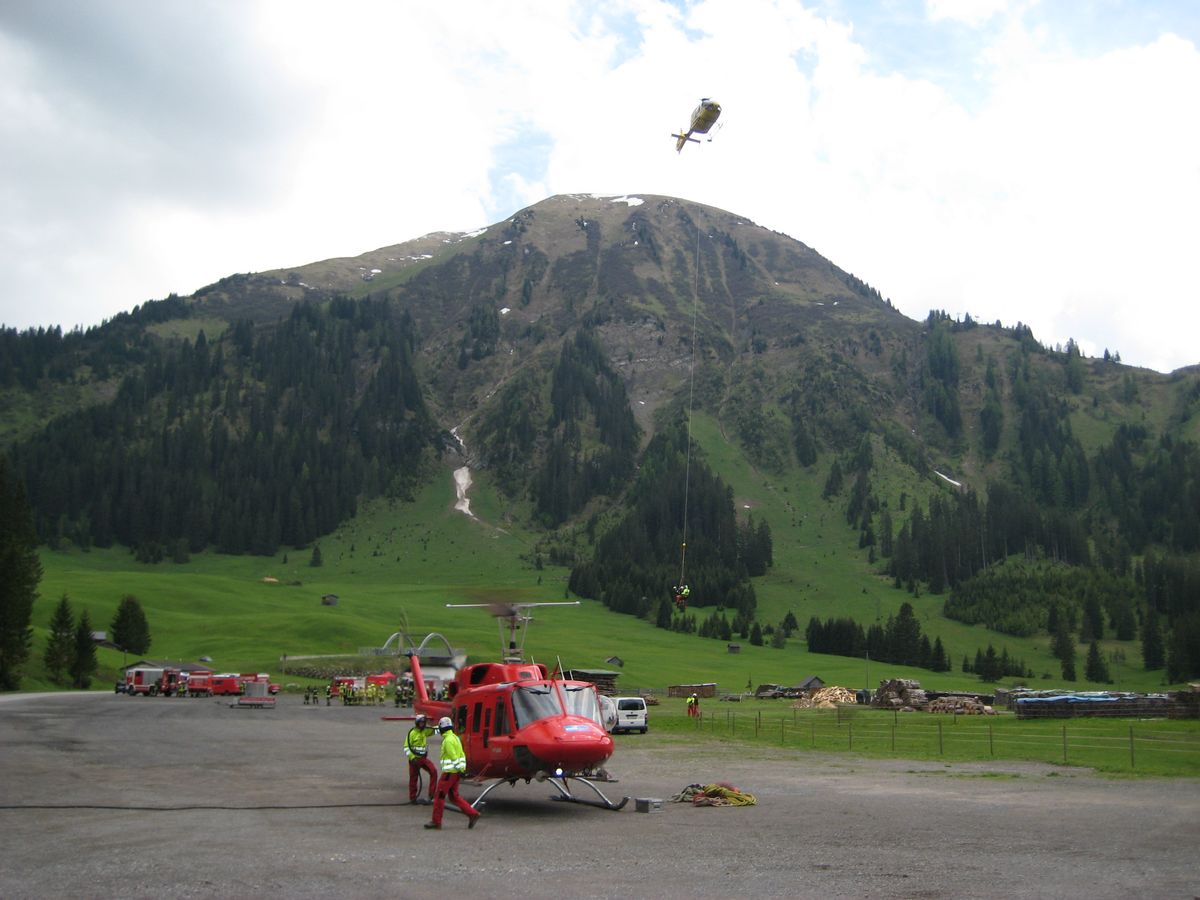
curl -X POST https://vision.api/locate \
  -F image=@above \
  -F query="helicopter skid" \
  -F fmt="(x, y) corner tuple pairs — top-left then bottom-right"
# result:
(468, 774), (629, 811)
(547, 775), (630, 811)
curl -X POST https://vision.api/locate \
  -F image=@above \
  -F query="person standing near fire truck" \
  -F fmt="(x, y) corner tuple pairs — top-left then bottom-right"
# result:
(405, 714), (438, 805)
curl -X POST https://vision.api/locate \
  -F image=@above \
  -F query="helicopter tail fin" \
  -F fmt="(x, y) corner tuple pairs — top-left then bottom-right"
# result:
(409, 654), (430, 706)
(672, 131), (700, 153)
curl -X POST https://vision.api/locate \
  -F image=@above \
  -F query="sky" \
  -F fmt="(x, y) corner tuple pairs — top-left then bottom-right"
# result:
(2, 0), (1198, 373)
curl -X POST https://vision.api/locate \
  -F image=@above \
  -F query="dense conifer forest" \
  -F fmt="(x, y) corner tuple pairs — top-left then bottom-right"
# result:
(7, 298), (438, 558)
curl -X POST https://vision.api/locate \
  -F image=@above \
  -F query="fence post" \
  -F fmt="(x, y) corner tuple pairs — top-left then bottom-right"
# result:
(848, 721), (853, 751)
(1062, 725), (1067, 765)
(989, 723), (994, 757)
(811, 720), (816, 748)
(1129, 724), (1135, 769)
(891, 723), (895, 752)
(938, 720), (944, 755)
(781, 717), (785, 745)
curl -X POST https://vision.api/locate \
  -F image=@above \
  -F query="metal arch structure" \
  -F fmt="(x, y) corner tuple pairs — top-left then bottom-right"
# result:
(378, 630), (457, 658)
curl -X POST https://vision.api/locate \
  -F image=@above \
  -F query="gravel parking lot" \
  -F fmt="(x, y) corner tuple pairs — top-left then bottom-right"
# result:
(1, 692), (1196, 899)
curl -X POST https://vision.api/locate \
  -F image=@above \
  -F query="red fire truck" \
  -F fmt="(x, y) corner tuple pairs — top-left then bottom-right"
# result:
(124, 666), (166, 696)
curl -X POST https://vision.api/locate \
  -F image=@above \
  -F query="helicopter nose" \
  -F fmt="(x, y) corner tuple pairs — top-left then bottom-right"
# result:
(545, 723), (613, 769)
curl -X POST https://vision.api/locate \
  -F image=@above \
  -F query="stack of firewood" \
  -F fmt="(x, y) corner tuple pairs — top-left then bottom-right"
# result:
(872, 678), (929, 711)
(927, 695), (996, 715)
(791, 685), (857, 709)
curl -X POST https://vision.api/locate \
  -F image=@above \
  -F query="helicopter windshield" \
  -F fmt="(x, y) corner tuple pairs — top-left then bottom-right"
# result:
(560, 683), (602, 725)
(511, 684), (563, 728)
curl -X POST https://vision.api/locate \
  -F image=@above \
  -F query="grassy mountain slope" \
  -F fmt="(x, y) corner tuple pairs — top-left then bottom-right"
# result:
(26, 420), (1166, 695)
(5, 193), (1200, 692)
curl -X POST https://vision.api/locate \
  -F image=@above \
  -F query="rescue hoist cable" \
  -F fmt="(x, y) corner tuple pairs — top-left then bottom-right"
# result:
(679, 224), (700, 592)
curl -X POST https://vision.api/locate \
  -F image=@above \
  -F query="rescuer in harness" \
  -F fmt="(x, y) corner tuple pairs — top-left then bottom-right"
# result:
(424, 716), (480, 830)
(405, 714), (438, 805)
(673, 583), (690, 611)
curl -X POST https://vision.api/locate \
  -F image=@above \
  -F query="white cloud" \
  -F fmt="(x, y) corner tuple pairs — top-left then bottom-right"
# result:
(1, 0), (1197, 372)
(926, 0), (1012, 28)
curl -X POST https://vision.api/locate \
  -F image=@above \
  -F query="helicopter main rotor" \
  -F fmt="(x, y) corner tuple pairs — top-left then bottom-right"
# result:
(446, 601), (580, 663)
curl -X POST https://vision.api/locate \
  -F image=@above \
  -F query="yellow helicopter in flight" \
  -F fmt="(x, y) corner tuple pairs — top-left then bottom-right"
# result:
(672, 98), (722, 153)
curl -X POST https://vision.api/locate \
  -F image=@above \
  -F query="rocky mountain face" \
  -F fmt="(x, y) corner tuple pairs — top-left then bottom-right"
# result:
(4, 192), (1200, 557)
(312, 195), (919, 463)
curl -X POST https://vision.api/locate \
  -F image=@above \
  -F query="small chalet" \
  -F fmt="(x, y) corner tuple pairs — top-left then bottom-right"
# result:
(796, 675), (825, 692)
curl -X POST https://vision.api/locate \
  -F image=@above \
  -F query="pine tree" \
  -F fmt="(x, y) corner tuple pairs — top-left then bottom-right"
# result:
(749, 622), (763, 646)
(310, 543), (323, 567)
(781, 610), (798, 637)
(1084, 640), (1111, 683)
(1052, 616), (1078, 681)
(0, 455), (43, 690)
(1141, 608), (1165, 670)
(931, 636), (949, 672)
(1165, 613), (1200, 683)
(1052, 618), (1076, 682)
(70, 610), (98, 689)
(43, 594), (75, 685)
(1080, 594), (1104, 642)
(110, 595), (151, 656)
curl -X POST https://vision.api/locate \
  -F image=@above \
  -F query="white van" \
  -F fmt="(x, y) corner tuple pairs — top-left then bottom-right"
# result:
(611, 696), (648, 734)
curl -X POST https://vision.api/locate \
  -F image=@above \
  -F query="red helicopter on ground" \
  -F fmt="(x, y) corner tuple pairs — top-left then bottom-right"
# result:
(401, 601), (629, 811)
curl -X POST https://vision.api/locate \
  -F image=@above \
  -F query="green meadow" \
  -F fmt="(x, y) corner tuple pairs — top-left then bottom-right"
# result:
(25, 411), (1176, 702)
(646, 697), (1200, 778)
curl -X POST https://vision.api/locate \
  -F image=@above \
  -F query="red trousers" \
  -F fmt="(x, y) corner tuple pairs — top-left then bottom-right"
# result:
(409, 757), (438, 801)
(431, 772), (478, 826)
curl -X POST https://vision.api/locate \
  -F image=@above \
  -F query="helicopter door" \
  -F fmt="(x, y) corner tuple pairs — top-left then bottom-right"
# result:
(493, 697), (511, 736)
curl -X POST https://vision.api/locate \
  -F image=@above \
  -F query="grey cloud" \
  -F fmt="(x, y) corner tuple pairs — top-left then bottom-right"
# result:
(1, 2), (306, 209)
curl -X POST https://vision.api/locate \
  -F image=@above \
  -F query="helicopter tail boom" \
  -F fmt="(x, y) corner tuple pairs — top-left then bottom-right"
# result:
(672, 131), (699, 152)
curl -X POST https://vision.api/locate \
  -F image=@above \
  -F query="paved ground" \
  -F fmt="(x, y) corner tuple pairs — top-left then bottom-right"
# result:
(1, 691), (1196, 899)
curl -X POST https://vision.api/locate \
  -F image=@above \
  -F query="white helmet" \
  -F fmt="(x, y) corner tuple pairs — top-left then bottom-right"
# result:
(414, 714), (427, 727)
(437, 716), (453, 732)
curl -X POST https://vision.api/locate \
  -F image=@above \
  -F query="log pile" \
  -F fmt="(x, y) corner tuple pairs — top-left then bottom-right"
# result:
(927, 695), (996, 715)
(872, 678), (929, 711)
(791, 685), (857, 709)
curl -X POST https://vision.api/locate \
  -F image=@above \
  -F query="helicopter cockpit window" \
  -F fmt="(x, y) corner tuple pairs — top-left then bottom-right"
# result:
(511, 685), (562, 728)
(560, 683), (602, 724)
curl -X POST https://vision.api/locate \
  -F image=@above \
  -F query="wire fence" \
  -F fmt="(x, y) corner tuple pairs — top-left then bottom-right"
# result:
(683, 706), (1200, 775)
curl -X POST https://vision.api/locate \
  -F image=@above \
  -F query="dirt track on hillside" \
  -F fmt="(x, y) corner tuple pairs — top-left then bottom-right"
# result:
(1, 692), (1196, 899)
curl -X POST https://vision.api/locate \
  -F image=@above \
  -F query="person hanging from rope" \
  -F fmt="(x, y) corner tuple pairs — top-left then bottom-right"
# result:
(672, 583), (690, 611)
(673, 539), (690, 610)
